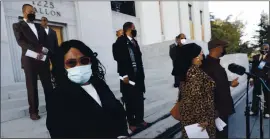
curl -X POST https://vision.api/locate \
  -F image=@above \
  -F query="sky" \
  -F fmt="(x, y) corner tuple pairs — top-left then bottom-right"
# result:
(209, 1), (269, 45)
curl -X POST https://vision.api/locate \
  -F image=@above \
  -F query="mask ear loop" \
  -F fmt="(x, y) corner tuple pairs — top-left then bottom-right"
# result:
(93, 52), (98, 57)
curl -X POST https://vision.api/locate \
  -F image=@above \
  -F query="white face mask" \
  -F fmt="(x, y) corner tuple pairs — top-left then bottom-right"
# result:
(180, 39), (187, 45)
(66, 64), (92, 85)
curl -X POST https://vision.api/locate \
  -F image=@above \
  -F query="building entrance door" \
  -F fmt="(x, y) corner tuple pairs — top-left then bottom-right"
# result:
(50, 25), (64, 46)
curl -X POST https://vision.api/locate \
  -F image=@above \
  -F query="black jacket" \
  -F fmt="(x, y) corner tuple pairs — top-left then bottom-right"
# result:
(112, 35), (145, 93)
(13, 21), (49, 68)
(45, 28), (59, 56)
(201, 56), (235, 117)
(171, 46), (184, 77)
(46, 77), (128, 138)
(169, 43), (177, 61)
(250, 54), (270, 81)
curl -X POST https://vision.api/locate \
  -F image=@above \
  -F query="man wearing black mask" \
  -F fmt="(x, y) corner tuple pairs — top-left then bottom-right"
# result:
(112, 22), (148, 132)
(13, 4), (53, 120)
(201, 39), (239, 139)
(249, 43), (270, 118)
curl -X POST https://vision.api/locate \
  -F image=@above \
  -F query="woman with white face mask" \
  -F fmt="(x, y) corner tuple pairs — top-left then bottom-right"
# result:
(46, 40), (128, 138)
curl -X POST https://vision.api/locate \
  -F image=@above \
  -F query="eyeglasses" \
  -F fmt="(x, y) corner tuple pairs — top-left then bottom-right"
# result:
(65, 56), (91, 68)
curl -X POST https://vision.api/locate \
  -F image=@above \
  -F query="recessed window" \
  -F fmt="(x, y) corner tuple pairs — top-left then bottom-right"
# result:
(188, 4), (192, 21)
(111, 1), (136, 17)
(200, 10), (203, 25)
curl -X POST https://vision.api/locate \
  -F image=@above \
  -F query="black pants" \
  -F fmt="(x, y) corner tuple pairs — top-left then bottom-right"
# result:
(122, 85), (144, 126)
(22, 56), (53, 114)
(174, 76), (180, 87)
(251, 79), (270, 114)
(216, 116), (229, 139)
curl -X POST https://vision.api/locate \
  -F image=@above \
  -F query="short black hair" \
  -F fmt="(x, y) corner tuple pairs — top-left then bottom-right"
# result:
(22, 4), (32, 12)
(123, 22), (133, 33)
(41, 16), (48, 21)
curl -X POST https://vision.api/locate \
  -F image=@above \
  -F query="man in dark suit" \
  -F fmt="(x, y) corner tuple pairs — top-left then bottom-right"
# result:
(201, 39), (239, 139)
(250, 43), (270, 118)
(169, 36), (179, 87)
(112, 22), (148, 132)
(40, 16), (59, 87)
(171, 33), (187, 86)
(13, 4), (53, 120)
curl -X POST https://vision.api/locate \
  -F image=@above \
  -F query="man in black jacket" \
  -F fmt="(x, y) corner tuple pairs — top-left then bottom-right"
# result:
(249, 43), (270, 118)
(201, 39), (239, 139)
(112, 22), (148, 132)
(171, 33), (187, 86)
(169, 35), (179, 87)
(13, 4), (53, 120)
(40, 16), (59, 87)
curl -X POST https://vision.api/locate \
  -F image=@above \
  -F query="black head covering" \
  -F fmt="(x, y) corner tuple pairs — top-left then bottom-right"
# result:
(177, 43), (202, 81)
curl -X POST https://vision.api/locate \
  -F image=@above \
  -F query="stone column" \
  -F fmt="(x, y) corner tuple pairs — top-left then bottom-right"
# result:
(178, 1), (191, 39)
(1, 1), (15, 86)
(160, 1), (181, 41)
(135, 1), (162, 45)
(75, 1), (116, 77)
(192, 1), (202, 41)
(203, 1), (211, 42)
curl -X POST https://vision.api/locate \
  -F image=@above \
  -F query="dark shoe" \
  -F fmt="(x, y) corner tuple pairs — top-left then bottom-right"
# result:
(129, 125), (138, 132)
(30, 114), (41, 120)
(173, 84), (179, 88)
(140, 121), (150, 128)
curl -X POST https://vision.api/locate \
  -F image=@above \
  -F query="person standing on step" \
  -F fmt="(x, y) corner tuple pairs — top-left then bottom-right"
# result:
(201, 39), (239, 139)
(169, 35), (180, 88)
(40, 16), (59, 88)
(12, 4), (53, 120)
(249, 43), (270, 119)
(112, 22), (149, 132)
(171, 33), (187, 88)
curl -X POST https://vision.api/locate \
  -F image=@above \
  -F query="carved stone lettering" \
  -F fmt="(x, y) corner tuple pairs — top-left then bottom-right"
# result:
(32, 1), (61, 17)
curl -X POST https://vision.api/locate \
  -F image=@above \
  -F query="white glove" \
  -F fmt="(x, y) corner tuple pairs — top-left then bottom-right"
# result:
(42, 47), (49, 54)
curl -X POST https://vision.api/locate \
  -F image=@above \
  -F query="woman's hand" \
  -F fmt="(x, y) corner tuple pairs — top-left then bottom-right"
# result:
(198, 122), (208, 131)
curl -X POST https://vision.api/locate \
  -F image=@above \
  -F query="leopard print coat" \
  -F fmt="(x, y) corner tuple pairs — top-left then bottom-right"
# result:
(178, 65), (216, 139)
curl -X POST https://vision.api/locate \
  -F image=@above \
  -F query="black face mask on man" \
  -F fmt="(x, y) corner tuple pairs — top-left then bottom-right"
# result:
(221, 48), (227, 57)
(27, 13), (36, 22)
(260, 49), (269, 55)
(131, 29), (137, 37)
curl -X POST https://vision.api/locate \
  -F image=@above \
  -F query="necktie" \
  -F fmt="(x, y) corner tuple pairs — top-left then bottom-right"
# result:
(131, 39), (136, 47)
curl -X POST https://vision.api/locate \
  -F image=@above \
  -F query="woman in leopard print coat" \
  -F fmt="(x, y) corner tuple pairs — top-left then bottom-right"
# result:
(177, 43), (216, 139)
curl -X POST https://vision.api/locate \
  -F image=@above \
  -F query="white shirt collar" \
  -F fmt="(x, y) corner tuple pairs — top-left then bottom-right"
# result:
(23, 18), (33, 24)
(127, 35), (133, 41)
(81, 84), (102, 107)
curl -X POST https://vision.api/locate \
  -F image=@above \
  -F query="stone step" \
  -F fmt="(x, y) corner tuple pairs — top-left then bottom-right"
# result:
(1, 96), (45, 110)
(133, 116), (179, 138)
(1, 74), (173, 101)
(1, 86), (177, 138)
(1, 80), (175, 123)
(1, 103), (47, 122)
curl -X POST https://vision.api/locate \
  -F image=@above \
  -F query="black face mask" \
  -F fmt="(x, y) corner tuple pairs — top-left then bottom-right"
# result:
(221, 49), (227, 57)
(131, 29), (137, 37)
(27, 13), (36, 22)
(260, 50), (268, 55)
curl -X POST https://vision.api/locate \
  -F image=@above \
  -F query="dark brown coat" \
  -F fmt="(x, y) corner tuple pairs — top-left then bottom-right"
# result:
(201, 56), (235, 117)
